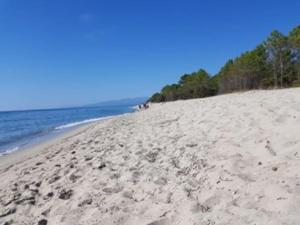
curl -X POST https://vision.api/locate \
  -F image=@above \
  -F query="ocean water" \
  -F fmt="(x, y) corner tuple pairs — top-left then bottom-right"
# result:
(0, 105), (134, 156)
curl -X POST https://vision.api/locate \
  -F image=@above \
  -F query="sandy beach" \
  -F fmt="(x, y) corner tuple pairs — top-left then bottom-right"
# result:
(1, 88), (300, 225)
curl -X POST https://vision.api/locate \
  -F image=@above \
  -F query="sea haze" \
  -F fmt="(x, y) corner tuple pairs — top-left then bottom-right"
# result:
(0, 104), (136, 156)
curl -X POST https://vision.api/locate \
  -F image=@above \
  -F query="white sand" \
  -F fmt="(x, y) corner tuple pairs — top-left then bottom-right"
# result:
(1, 88), (300, 225)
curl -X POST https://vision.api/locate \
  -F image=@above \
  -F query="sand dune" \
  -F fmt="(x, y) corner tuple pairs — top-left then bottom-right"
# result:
(1, 88), (300, 225)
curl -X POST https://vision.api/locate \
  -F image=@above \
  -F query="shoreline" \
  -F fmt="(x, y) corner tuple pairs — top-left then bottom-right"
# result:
(0, 105), (136, 158)
(0, 116), (119, 170)
(0, 112), (132, 162)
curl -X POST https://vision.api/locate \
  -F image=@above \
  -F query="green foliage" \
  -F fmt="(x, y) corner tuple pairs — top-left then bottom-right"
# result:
(176, 69), (211, 99)
(161, 84), (180, 101)
(289, 26), (300, 49)
(292, 80), (300, 87)
(148, 92), (164, 103)
(289, 26), (300, 80)
(149, 24), (300, 103)
(264, 30), (293, 87)
(149, 69), (217, 102)
(218, 26), (299, 93)
(218, 45), (271, 92)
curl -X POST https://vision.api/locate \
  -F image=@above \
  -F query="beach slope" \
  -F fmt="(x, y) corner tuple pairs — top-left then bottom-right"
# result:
(1, 88), (300, 225)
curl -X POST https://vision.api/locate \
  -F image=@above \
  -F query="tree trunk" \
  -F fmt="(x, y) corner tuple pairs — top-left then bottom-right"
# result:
(273, 63), (277, 88)
(279, 53), (283, 88)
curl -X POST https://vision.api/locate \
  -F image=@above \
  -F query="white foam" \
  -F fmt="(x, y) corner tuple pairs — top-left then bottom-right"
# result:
(131, 105), (140, 110)
(0, 146), (19, 156)
(55, 116), (116, 130)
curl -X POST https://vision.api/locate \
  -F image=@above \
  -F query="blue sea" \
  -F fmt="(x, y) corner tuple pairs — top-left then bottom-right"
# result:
(0, 105), (134, 156)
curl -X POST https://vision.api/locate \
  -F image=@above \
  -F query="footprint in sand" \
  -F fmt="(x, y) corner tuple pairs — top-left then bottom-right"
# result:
(147, 218), (172, 225)
(69, 172), (82, 183)
(58, 189), (73, 200)
(265, 140), (276, 156)
(154, 177), (168, 186)
(48, 175), (61, 184)
(102, 186), (123, 195)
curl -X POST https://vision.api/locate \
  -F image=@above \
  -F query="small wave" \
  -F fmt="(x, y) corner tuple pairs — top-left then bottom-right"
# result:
(131, 105), (140, 110)
(0, 146), (19, 156)
(55, 116), (116, 130)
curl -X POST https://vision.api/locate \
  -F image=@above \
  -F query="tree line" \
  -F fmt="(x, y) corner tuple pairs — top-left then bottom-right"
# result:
(149, 25), (300, 103)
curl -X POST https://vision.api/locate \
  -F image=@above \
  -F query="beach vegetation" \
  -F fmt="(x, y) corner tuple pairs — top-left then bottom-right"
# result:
(149, 24), (300, 102)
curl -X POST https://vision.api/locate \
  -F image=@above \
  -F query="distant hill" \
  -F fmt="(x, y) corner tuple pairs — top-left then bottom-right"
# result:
(86, 97), (148, 107)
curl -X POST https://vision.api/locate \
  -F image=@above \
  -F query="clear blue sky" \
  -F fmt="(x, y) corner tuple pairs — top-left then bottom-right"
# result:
(0, 0), (299, 111)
